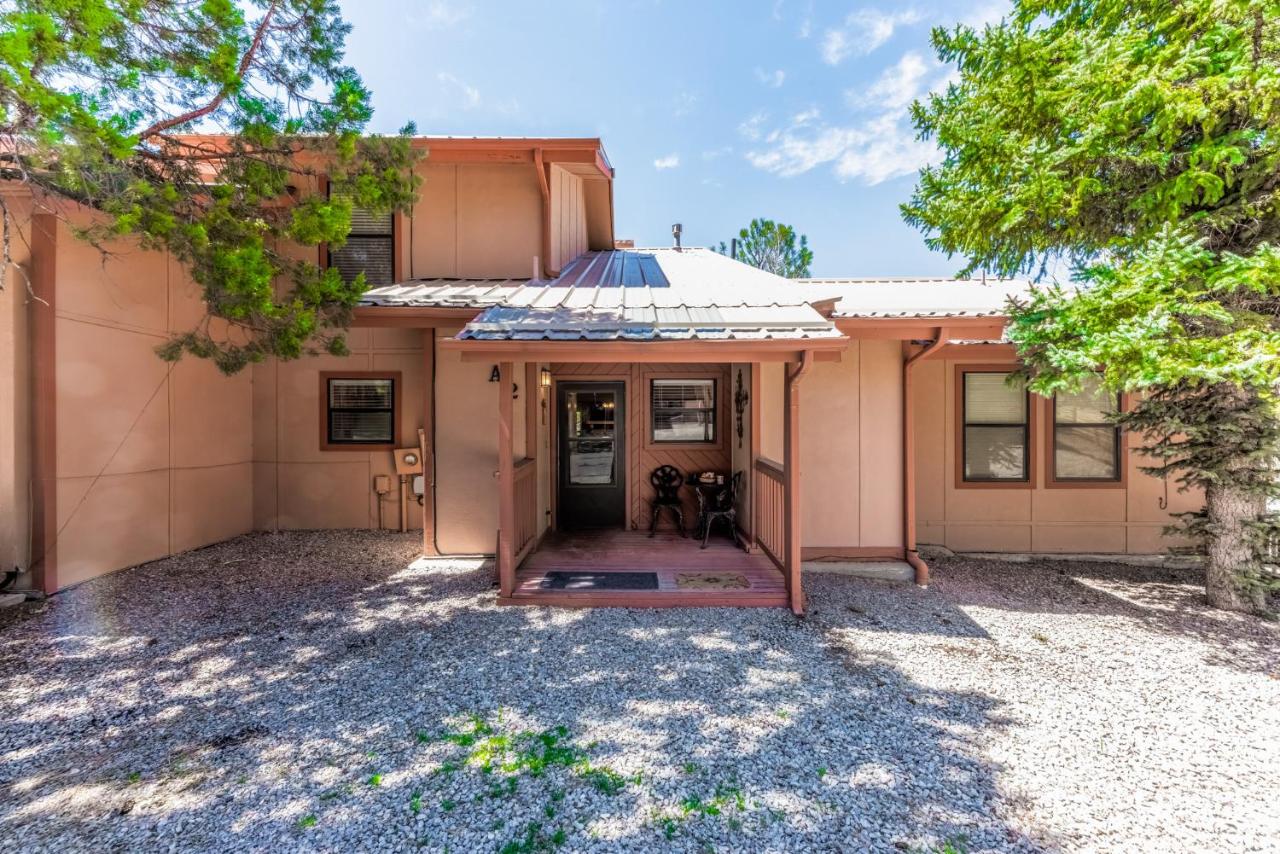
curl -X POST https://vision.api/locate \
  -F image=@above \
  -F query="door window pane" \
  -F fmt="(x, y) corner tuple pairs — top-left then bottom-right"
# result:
(651, 379), (716, 443)
(962, 372), (1028, 482)
(566, 390), (616, 485)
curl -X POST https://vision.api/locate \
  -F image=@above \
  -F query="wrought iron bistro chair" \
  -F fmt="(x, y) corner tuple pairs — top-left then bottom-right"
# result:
(700, 471), (745, 550)
(649, 465), (686, 537)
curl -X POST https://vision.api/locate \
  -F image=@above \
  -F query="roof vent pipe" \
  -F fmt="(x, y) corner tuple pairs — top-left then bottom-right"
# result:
(671, 223), (682, 249)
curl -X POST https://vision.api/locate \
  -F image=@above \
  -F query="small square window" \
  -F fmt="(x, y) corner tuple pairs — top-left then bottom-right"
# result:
(650, 379), (716, 444)
(325, 376), (396, 446)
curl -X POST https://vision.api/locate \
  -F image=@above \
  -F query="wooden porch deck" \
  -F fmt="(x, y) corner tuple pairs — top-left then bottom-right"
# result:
(501, 529), (787, 608)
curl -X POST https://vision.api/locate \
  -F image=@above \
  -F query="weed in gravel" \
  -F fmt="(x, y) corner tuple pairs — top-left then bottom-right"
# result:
(681, 762), (699, 775)
(126, 771), (141, 784)
(441, 799), (456, 812)
(296, 814), (317, 830)
(318, 784), (350, 802)
(409, 791), (422, 814)
(367, 773), (382, 787)
(500, 820), (566, 854)
(654, 781), (749, 839)
(816, 767), (828, 779)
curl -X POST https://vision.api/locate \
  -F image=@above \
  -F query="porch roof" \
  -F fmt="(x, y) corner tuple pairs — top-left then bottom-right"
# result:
(454, 248), (841, 342)
(798, 277), (1035, 319)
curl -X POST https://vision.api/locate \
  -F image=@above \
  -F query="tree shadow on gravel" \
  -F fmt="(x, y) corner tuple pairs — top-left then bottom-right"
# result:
(928, 557), (1280, 678)
(0, 531), (1048, 853)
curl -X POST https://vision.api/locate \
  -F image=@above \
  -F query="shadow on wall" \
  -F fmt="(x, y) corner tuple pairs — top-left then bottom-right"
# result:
(0, 531), (1043, 851)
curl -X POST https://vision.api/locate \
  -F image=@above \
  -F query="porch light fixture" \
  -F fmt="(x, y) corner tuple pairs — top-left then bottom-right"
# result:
(539, 367), (551, 425)
(540, 367), (552, 390)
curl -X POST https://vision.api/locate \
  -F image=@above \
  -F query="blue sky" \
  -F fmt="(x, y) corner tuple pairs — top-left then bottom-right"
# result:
(338, 1), (1008, 278)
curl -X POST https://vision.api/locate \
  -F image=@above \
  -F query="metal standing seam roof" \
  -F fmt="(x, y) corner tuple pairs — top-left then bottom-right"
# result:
(364, 248), (843, 342)
(797, 277), (1035, 319)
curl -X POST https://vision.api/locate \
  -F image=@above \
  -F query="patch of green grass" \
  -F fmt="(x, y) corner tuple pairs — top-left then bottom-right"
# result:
(681, 762), (699, 775)
(576, 763), (634, 795)
(441, 799), (456, 812)
(775, 709), (790, 719)
(367, 773), (382, 787)
(499, 820), (566, 854)
(318, 784), (351, 802)
(656, 781), (748, 839)
(126, 771), (141, 784)
(409, 791), (422, 815)
(487, 776), (519, 800)
(816, 767), (828, 779)
(296, 814), (317, 830)
(415, 729), (434, 744)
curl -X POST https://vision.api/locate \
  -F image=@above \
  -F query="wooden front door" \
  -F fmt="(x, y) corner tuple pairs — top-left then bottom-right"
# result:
(557, 381), (626, 529)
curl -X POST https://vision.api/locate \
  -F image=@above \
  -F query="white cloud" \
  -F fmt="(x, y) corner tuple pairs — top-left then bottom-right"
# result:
(754, 67), (787, 88)
(437, 72), (481, 109)
(744, 49), (953, 186)
(848, 51), (932, 110)
(410, 1), (471, 29)
(737, 110), (770, 141)
(820, 7), (922, 64)
(653, 153), (681, 170)
(672, 90), (699, 117)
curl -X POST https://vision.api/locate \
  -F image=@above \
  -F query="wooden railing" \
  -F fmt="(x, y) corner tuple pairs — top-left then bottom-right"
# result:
(514, 458), (539, 560)
(753, 458), (785, 568)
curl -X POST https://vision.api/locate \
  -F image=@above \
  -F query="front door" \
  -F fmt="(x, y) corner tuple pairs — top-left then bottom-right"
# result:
(557, 381), (626, 529)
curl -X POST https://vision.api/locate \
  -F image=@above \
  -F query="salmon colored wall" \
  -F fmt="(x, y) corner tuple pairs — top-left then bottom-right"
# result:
(549, 165), (588, 271)
(252, 327), (426, 534)
(912, 356), (1203, 554)
(0, 195), (33, 577)
(46, 216), (253, 589)
(409, 163), (541, 280)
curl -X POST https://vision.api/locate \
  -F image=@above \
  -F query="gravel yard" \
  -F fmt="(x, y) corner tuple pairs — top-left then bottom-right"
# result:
(1, 532), (1276, 853)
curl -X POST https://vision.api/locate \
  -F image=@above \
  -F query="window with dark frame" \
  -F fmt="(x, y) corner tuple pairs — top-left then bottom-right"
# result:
(962, 371), (1030, 482)
(1052, 376), (1121, 481)
(327, 377), (395, 445)
(650, 378), (716, 444)
(327, 192), (395, 286)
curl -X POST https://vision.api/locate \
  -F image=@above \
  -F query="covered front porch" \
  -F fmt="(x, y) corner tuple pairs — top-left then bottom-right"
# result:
(508, 529), (787, 607)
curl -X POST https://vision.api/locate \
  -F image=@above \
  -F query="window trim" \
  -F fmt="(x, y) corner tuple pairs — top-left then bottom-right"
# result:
(642, 369), (726, 452)
(317, 176), (402, 284)
(1044, 388), (1127, 489)
(954, 364), (1036, 490)
(319, 370), (402, 451)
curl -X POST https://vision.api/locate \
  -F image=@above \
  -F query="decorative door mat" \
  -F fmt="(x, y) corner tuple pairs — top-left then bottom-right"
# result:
(675, 573), (750, 590)
(540, 571), (660, 591)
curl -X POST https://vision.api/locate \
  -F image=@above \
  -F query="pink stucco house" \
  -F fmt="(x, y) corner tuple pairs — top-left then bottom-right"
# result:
(0, 136), (1199, 612)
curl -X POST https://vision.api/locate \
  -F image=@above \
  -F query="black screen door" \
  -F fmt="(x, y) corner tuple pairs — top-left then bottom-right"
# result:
(557, 382), (626, 529)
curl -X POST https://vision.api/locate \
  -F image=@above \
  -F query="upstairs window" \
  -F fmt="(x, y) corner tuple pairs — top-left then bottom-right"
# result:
(322, 373), (398, 449)
(328, 194), (395, 286)
(961, 370), (1030, 483)
(650, 379), (716, 444)
(1052, 376), (1121, 482)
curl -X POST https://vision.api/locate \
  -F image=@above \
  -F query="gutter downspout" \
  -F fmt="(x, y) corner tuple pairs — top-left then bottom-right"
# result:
(903, 327), (949, 587)
(785, 350), (814, 615)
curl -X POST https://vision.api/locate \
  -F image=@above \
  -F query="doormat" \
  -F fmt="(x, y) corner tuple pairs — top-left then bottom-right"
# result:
(540, 571), (659, 591)
(675, 573), (750, 590)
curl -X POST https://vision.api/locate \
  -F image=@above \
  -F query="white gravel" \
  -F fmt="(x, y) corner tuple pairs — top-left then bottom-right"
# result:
(0, 531), (1276, 853)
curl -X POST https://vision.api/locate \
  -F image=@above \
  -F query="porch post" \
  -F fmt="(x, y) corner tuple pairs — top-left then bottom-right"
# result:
(420, 328), (439, 556)
(497, 361), (516, 597)
(784, 352), (813, 615)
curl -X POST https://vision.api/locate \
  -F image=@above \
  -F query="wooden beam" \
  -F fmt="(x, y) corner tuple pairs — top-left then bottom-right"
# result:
(439, 337), (849, 363)
(352, 306), (484, 327)
(783, 351), (813, 615)
(748, 362), (762, 552)
(421, 329), (439, 556)
(497, 361), (516, 597)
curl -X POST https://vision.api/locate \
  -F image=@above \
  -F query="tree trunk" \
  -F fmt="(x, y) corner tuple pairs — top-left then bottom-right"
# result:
(1204, 483), (1268, 613)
